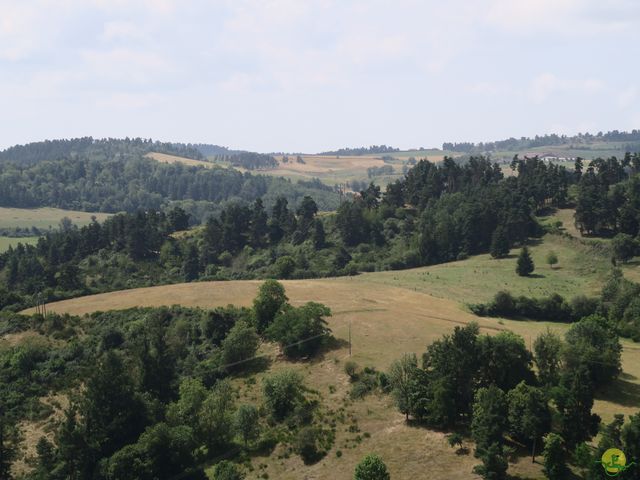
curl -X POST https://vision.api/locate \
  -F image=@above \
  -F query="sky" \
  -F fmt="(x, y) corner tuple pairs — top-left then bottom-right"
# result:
(1, 0), (639, 153)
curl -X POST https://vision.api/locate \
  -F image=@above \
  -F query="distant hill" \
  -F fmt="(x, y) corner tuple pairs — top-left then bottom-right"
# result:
(318, 145), (400, 156)
(190, 143), (238, 156)
(443, 129), (640, 154)
(0, 137), (205, 166)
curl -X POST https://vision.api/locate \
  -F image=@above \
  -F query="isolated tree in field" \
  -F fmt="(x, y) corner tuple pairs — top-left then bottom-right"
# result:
(388, 353), (418, 420)
(447, 432), (464, 452)
(612, 233), (636, 263)
(234, 404), (260, 447)
(545, 251), (558, 269)
(507, 382), (551, 462)
(221, 321), (259, 371)
(253, 279), (288, 333)
(516, 247), (534, 276)
(490, 226), (510, 259)
(353, 454), (390, 480)
(542, 433), (567, 480)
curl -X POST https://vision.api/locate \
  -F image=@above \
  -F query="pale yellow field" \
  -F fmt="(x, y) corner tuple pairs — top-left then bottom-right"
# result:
(146, 151), (216, 168)
(0, 207), (112, 230)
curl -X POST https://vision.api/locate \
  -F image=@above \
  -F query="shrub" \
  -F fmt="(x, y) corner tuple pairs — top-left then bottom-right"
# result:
(354, 454), (390, 480)
(344, 360), (359, 379)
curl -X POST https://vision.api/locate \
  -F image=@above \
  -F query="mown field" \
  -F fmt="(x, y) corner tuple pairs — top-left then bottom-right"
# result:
(145, 151), (217, 169)
(22, 231), (640, 480)
(0, 236), (39, 252)
(0, 206), (112, 230)
(0, 207), (114, 252)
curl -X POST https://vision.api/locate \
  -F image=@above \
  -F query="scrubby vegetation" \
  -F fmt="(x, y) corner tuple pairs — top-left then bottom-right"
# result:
(0, 281), (338, 479)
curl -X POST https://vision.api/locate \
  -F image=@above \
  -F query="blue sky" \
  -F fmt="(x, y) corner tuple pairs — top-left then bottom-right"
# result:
(1, 0), (639, 152)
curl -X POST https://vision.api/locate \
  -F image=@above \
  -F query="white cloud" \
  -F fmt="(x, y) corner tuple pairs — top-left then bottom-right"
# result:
(529, 73), (604, 103)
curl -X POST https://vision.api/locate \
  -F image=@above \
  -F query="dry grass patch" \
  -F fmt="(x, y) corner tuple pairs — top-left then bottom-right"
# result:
(146, 152), (215, 168)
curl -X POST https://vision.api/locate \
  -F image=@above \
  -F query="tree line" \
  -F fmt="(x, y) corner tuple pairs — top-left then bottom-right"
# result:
(212, 152), (278, 170)
(319, 145), (399, 156)
(575, 154), (640, 236)
(0, 137), (205, 166)
(443, 128), (640, 153)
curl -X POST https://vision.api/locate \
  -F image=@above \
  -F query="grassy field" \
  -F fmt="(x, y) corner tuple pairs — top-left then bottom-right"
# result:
(0, 207), (114, 252)
(0, 236), (39, 252)
(21, 232), (640, 479)
(146, 151), (217, 168)
(0, 207), (112, 230)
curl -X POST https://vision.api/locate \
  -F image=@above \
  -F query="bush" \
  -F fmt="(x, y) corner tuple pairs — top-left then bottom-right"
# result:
(344, 360), (359, 379)
(274, 256), (296, 279)
(262, 370), (305, 422)
(213, 460), (245, 480)
(354, 454), (390, 480)
(490, 291), (515, 316)
(294, 427), (324, 464)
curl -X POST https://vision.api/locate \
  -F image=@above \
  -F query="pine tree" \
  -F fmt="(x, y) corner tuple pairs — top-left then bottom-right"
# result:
(490, 227), (509, 259)
(516, 247), (534, 276)
(182, 244), (200, 282)
(312, 219), (325, 250)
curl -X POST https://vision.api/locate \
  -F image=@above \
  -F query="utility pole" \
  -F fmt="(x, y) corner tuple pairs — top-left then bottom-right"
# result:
(348, 319), (352, 357)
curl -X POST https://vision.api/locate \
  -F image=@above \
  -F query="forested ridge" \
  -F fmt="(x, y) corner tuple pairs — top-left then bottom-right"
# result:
(0, 137), (205, 166)
(444, 128), (640, 153)
(0, 151), (340, 220)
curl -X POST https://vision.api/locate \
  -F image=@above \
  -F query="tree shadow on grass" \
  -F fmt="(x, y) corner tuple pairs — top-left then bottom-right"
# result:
(527, 273), (546, 279)
(596, 377), (640, 408)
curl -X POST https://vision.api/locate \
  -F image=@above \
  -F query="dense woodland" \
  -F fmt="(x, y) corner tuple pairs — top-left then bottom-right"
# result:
(0, 155), (340, 222)
(0, 137), (205, 166)
(574, 153), (640, 236)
